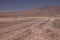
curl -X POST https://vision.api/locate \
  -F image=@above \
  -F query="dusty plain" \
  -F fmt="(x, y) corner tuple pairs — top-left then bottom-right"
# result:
(0, 17), (60, 40)
(0, 6), (60, 40)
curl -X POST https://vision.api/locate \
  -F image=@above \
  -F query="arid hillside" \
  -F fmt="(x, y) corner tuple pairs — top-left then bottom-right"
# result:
(0, 6), (60, 18)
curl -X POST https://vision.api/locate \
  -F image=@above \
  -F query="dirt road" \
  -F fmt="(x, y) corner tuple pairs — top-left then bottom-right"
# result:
(0, 17), (60, 40)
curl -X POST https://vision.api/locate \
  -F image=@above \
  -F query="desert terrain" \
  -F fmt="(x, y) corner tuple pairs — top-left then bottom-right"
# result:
(0, 6), (60, 40)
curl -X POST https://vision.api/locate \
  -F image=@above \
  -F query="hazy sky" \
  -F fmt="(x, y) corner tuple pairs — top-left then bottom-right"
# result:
(0, 0), (60, 12)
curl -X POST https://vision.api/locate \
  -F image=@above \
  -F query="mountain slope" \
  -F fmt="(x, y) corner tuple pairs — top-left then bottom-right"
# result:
(0, 6), (60, 17)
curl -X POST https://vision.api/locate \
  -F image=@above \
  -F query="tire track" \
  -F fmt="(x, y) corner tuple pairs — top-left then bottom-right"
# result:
(0, 17), (49, 40)
(38, 18), (50, 29)
(31, 18), (49, 33)
(0, 18), (44, 40)
(0, 18), (39, 34)
(7, 18), (46, 40)
(0, 23), (33, 40)
(0, 18), (36, 28)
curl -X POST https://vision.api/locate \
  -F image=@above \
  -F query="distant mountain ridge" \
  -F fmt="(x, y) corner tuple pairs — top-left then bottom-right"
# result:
(0, 6), (60, 17)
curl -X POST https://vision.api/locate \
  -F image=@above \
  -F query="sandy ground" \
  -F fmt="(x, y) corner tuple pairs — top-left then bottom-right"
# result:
(0, 17), (60, 40)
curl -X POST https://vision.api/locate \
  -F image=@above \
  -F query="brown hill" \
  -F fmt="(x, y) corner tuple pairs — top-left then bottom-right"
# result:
(0, 6), (60, 17)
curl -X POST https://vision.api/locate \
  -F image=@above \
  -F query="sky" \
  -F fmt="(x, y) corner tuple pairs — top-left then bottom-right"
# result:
(0, 0), (60, 12)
